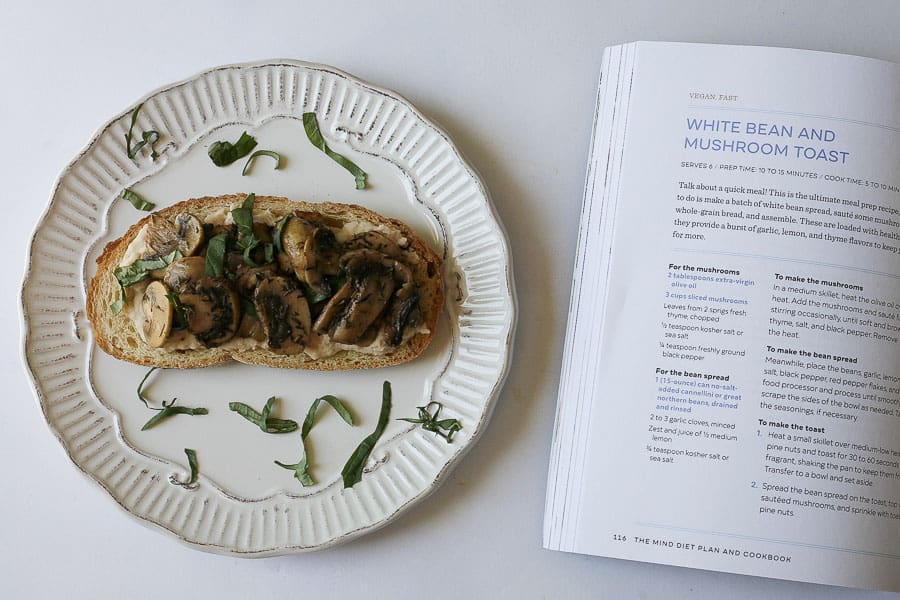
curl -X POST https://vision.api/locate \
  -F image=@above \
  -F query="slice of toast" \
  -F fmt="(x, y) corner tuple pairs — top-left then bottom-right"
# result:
(86, 194), (443, 370)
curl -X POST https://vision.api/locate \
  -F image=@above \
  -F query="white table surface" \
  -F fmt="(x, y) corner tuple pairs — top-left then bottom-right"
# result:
(5, 1), (899, 598)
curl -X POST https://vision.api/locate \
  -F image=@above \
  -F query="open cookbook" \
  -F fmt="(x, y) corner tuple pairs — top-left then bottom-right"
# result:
(544, 42), (900, 591)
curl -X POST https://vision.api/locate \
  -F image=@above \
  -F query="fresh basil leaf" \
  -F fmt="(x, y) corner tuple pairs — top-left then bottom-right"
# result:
(230, 194), (274, 267)
(276, 394), (355, 489)
(274, 216), (290, 253)
(231, 193), (256, 243)
(262, 418), (300, 433)
(124, 104), (141, 158)
(141, 404), (208, 431)
(120, 188), (155, 211)
(204, 233), (228, 278)
(398, 401), (462, 443)
(166, 293), (189, 328)
(242, 150), (282, 176)
(229, 400), (263, 423)
(185, 449), (199, 484)
(274, 437), (315, 487)
(228, 400), (298, 433)
(114, 250), (181, 288)
(142, 130), (160, 161)
(341, 381), (392, 488)
(302, 112), (367, 190)
(137, 366), (159, 409)
(321, 395), (354, 427)
(301, 395), (354, 439)
(136, 367), (207, 430)
(242, 244), (260, 267)
(124, 104), (161, 161)
(259, 396), (276, 433)
(208, 131), (258, 166)
(170, 448), (200, 489)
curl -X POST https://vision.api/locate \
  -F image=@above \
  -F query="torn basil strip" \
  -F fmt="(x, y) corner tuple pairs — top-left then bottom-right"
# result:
(228, 398), (298, 433)
(120, 188), (155, 212)
(114, 250), (181, 288)
(170, 448), (200, 488)
(136, 367), (208, 430)
(399, 401), (462, 443)
(302, 112), (367, 190)
(113, 249), (182, 311)
(341, 381), (392, 488)
(230, 193), (257, 247)
(208, 131), (258, 166)
(242, 150), (282, 176)
(278, 394), (354, 488)
(204, 233), (228, 278)
(141, 403), (208, 431)
(274, 437), (315, 487)
(302, 395), (354, 439)
(124, 104), (161, 161)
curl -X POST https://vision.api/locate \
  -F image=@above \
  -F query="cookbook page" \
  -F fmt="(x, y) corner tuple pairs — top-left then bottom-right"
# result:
(547, 42), (900, 591)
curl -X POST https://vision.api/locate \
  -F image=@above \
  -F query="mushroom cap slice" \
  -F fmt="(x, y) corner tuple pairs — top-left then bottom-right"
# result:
(143, 213), (205, 258)
(280, 216), (338, 297)
(141, 280), (174, 348)
(316, 249), (396, 344)
(313, 280), (353, 335)
(174, 213), (205, 256)
(330, 273), (395, 344)
(234, 261), (278, 298)
(344, 231), (406, 261)
(178, 278), (241, 347)
(253, 276), (311, 354)
(161, 256), (206, 292)
(383, 260), (421, 346)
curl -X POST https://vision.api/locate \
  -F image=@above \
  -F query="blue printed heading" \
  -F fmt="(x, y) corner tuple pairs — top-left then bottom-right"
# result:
(684, 118), (850, 164)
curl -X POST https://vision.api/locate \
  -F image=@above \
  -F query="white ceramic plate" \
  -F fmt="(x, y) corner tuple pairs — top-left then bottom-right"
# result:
(21, 60), (515, 555)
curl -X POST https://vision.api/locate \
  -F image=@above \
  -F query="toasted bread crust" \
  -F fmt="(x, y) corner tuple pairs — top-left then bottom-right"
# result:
(87, 194), (443, 370)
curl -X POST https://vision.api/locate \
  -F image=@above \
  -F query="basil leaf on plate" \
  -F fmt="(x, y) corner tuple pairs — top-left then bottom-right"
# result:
(124, 103), (161, 161)
(229, 398), (298, 433)
(120, 188), (155, 211)
(398, 401), (462, 443)
(341, 381), (392, 488)
(208, 131), (258, 166)
(242, 150), (282, 176)
(141, 403), (208, 431)
(169, 448), (200, 489)
(302, 112), (367, 190)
